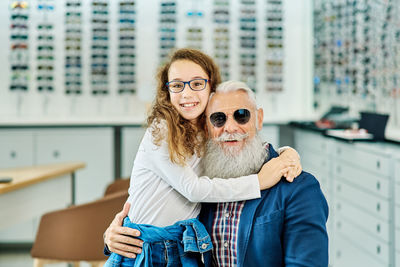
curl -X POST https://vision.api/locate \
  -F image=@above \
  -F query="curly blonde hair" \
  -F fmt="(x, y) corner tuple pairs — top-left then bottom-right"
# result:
(147, 48), (222, 165)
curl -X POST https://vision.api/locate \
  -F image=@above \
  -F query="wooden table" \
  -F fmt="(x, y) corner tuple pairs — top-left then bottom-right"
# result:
(0, 162), (85, 230)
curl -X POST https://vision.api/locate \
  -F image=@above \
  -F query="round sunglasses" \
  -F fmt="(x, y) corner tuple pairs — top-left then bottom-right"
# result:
(209, 109), (251, 128)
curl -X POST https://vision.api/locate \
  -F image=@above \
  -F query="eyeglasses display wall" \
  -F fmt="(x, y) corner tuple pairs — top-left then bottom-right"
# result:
(10, 1), (30, 92)
(118, 0), (136, 94)
(213, 0), (230, 81)
(265, 0), (284, 92)
(313, 0), (400, 127)
(239, 0), (257, 91)
(36, 0), (55, 94)
(65, 0), (83, 95)
(2, 0), (305, 122)
(159, 1), (177, 62)
(185, 1), (204, 51)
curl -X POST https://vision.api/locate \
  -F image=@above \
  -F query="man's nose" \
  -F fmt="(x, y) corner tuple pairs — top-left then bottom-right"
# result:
(223, 115), (239, 133)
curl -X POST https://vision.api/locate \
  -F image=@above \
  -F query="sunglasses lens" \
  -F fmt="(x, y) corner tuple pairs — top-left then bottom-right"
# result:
(234, 109), (251, 124)
(210, 112), (227, 127)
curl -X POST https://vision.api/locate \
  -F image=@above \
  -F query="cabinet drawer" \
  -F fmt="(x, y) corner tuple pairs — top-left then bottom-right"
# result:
(396, 183), (400, 206)
(334, 161), (390, 200)
(334, 142), (390, 176)
(334, 235), (387, 267)
(396, 205), (400, 231)
(334, 179), (390, 221)
(397, 229), (400, 253)
(335, 198), (390, 242)
(295, 131), (330, 153)
(335, 217), (390, 264)
(0, 130), (34, 168)
(396, 160), (400, 183)
(301, 150), (330, 171)
(294, 130), (330, 154)
(35, 128), (114, 204)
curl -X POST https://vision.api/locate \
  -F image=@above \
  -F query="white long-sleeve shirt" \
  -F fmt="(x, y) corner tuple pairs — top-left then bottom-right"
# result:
(127, 125), (261, 227)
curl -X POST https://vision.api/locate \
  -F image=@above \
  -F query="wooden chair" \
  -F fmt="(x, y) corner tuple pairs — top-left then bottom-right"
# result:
(31, 178), (130, 267)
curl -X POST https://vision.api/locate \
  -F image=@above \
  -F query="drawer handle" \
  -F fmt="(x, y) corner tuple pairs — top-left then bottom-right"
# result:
(10, 150), (17, 158)
(377, 245), (381, 254)
(337, 166), (341, 173)
(53, 150), (60, 158)
(337, 147), (341, 154)
(337, 185), (341, 192)
(336, 221), (341, 228)
(376, 182), (380, 190)
(376, 202), (381, 212)
(376, 161), (380, 169)
(336, 203), (341, 210)
(376, 224), (380, 233)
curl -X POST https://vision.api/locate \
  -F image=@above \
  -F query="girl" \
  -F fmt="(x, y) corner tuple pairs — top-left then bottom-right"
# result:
(104, 48), (301, 266)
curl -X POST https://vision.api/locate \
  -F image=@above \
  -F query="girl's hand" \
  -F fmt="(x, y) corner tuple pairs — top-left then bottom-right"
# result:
(257, 157), (295, 190)
(278, 147), (302, 182)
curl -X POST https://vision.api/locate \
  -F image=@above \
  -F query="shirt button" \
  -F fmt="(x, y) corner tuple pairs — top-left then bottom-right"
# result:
(201, 243), (208, 249)
(224, 241), (229, 248)
(224, 212), (230, 218)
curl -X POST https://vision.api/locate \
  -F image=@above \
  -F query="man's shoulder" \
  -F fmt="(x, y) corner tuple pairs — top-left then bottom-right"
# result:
(265, 171), (322, 198)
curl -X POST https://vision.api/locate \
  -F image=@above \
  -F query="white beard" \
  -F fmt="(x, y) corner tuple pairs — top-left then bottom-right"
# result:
(201, 133), (267, 179)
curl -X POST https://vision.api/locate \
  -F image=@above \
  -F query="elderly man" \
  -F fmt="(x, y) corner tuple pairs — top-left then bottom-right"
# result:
(199, 81), (328, 266)
(104, 81), (328, 266)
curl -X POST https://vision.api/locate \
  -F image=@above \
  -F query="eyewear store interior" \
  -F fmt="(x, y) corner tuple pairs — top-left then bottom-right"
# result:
(0, 0), (400, 267)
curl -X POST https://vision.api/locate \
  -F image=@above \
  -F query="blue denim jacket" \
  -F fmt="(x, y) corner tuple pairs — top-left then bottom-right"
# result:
(105, 217), (212, 267)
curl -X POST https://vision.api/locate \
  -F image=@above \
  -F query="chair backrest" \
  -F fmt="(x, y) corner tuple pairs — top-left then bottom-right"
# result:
(104, 178), (130, 196)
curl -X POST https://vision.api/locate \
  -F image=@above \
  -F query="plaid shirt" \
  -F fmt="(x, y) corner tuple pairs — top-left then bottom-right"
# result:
(211, 201), (246, 267)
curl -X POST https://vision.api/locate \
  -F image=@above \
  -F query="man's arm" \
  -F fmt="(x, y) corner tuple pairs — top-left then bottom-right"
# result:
(283, 173), (329, 267)
(103, 202), (143, 258)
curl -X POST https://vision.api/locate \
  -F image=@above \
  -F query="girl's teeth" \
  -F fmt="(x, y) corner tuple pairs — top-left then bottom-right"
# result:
(182, 103), (196, 107)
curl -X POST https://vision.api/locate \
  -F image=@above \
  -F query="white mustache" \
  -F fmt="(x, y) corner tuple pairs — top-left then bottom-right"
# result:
(215, 132), (249, 142)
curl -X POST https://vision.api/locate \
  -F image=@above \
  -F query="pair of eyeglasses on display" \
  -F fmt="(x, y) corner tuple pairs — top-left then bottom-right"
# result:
(10, 85), (28, 91)
(11, 1), (28, 9)
(119, 89), (136, 94)
(11, 14), (28, 20)
(214, 10), (229, 15)
(120, 1), (135, 7)
(37, 65), (53, 71)
(66, 89), (82, 95)
(92, 90), (109, 95)
(38, 24), (53, 30)
(214, 1), (229, 6)
(119, 79), (136, 84)
(37, 76), (53, 81)
(119, 44), (135, 50)
(187, 11), (203, 17)
(38, 35), (53, 41)
(38, 86), (54, 91)
(11, 64), (28, 71)
(38, 4), (54, 11)
(120, 36), (135, 41)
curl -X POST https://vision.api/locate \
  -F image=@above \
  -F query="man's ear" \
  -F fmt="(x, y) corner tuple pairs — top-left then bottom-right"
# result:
(256, 108), (264, 131)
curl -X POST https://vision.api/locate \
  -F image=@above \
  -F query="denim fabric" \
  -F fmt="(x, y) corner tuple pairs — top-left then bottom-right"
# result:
(104, 217), (212, 267)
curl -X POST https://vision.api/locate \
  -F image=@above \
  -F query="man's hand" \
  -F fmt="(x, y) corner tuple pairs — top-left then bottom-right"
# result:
(279, 147), (302, 182)
(104, 202), (143, 258)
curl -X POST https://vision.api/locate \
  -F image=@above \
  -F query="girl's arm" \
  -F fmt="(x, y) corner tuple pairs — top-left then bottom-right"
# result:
(137, 130), (301, 203)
